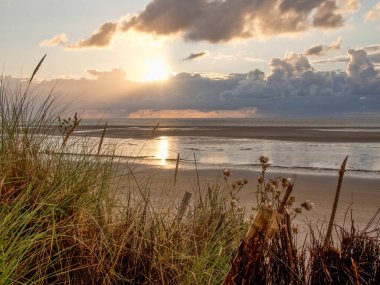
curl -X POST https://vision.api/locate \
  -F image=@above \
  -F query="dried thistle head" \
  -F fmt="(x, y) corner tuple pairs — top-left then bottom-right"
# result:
(259, 155), (269, 164)
(223, 169), (231, 177)
(274, 189), (282, 199)
(301, 200), (314, 211)
(281, 177), (292, 188)
(266, 182), (276, 192)
(230, 199), (239, 208)
(294, 207), (302, 214)
(286, 196), (296, 207)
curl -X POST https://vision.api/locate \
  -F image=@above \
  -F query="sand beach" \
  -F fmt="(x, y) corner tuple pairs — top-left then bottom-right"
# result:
(128, 165), (380, 232)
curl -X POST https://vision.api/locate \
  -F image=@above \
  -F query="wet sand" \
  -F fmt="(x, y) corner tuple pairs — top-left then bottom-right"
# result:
(77, 122), (380, 231)
(77, 125), (380, 143)
(128, 165), (380, 232)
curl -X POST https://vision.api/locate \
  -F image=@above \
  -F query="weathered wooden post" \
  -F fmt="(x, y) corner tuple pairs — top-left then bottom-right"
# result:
(224, 183), (294, 285)
(177, 191), (192, 224)
(323, 156), (348, 248)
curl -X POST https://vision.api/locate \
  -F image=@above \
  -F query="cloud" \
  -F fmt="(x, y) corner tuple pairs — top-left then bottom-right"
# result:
(124, 0), (346, 41)
(63, 0), (348, 49)
(304, 37), (342, 56)
(312, 56), (349, 64)
(268, 53), (313, 83)
(39, 34), (68, 47)
(87, 68), (127, 81)
(183, 51), (208, 61)
(362, 44), (380, 53)
(6, 49), (380, 117)
(128, 108), (257, 118)
(369, 53), (380, 64)
(313, 0), (344, 28)
(365, 3), (380, 21)
(329, 37), (343, 50)
(313, 44), (380, 65)
(67, 22), (118, 49)
(346, 49), (379, 87)
(304, 45), (325, 56)
(220, 49), (380, 115)
(338, 0), (359, 13)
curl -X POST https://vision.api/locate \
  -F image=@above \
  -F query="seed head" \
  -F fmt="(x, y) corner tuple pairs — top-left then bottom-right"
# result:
(301, 200), (314, 211)
(294, 207), (302, 214)
(287, 196), (296, 207)
(230, 199), (239, 208)
(259, 156), (269, 164)
(281, 177), (292, 188)
(266, 182), (276, 192)
(223, 169), (231, 177)
(274, 189), (282, 199)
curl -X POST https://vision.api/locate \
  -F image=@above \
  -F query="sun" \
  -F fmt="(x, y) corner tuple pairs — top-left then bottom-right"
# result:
(144, 58), (170, 82)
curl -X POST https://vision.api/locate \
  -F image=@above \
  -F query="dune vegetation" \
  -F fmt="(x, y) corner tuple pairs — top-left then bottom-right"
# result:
(0, 61), (379, 284)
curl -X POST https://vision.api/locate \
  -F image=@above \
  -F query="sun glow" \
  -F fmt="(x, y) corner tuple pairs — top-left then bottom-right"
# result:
(144, 58), (170, 82)
(156, 136), (169, 166)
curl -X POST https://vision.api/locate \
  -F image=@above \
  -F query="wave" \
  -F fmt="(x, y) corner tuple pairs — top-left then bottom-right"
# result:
(234, 163), (380, 175)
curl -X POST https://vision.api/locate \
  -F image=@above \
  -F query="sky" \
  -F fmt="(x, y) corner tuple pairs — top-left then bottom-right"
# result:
(1, 0), (380, 118)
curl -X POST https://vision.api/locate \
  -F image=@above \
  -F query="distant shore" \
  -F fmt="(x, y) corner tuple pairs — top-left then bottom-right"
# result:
(76, 125), (380, 143)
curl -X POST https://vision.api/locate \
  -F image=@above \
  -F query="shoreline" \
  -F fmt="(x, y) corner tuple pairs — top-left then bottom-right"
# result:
(75, 125), (380, 143)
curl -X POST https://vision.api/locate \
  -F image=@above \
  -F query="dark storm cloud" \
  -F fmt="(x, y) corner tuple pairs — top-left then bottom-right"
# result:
(53, 0), (348, 48)
(6, 49), (380, 117)
(220, 49), (380, 115)
(183, 51), (208, 61)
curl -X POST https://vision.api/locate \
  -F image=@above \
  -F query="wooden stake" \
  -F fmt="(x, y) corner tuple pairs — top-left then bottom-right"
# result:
(324, 156), (348, 248)
(177, 191), (192, 224)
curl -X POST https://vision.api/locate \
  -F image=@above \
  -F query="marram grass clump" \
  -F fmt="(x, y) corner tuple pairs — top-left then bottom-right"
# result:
(0, 66), (246, 284)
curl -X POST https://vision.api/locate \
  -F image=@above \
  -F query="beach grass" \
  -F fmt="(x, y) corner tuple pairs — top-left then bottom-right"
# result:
(0, 65), (379, 284)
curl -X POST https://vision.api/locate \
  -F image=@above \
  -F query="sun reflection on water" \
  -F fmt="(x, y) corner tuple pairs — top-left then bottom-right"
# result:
(157, 136), (169, 166)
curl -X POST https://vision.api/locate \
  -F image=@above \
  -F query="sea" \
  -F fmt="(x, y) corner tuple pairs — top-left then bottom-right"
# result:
(75, 117), (380, 179)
